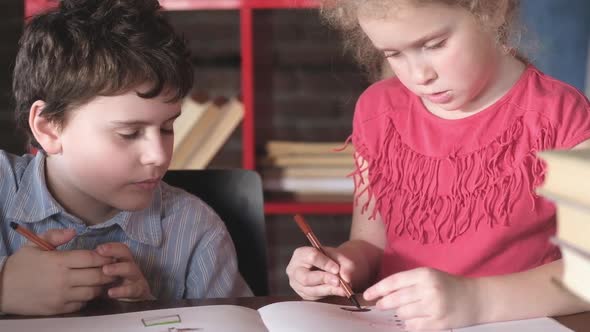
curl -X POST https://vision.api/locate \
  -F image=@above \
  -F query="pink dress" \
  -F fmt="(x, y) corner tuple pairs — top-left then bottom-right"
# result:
(350, 66), (590, 278)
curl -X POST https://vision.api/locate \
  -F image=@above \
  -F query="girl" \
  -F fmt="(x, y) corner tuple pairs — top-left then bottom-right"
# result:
(286, 0), (590, 330)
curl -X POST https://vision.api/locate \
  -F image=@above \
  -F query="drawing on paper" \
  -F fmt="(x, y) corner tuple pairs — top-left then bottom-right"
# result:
(340, 306), (371, 312)
(141, 314), (181, 327)
(369, 314), (405, 330)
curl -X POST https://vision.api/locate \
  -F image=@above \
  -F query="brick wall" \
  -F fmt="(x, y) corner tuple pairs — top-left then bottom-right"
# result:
(0, 0), (25, 154)
(165, 9), (368, 167)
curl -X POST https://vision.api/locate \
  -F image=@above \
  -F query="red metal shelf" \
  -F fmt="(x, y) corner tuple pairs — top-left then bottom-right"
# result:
(264, 201), (353, 215)
(157, 0), (320, 11)
(161, 0), (243, 10)
(25, 0), (319, 17)
(243, 0), (319, 9)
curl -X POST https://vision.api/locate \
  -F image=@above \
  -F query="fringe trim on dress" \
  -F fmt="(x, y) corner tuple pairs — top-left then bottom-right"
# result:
(347, 116), (555, 244)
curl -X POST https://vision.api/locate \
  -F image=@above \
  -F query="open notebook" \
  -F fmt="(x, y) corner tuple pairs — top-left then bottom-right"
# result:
(0, 301), (572, 332)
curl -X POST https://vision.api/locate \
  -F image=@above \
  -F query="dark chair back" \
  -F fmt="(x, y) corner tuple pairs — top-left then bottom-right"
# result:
(163, 169), (268, 296)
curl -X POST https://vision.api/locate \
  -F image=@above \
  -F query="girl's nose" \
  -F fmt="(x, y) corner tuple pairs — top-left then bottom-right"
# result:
(410, 58), (437, 85)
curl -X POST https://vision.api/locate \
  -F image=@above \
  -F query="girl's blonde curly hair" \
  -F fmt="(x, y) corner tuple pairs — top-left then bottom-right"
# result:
(320, 0), (522, 81)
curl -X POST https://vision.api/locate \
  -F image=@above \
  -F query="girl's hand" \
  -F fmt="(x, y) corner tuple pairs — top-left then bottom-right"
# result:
(364, 267), (480, 331)
(286, 246), (354, 300)
(95, 243), (155, 301)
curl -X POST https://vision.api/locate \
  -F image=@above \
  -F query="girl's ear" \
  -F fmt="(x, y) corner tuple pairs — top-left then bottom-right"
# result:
(489, 0), (510, 29)
(28, 100), (63, 154)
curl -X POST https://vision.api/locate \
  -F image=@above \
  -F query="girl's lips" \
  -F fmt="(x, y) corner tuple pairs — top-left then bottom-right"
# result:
(424, 90), (452, 104)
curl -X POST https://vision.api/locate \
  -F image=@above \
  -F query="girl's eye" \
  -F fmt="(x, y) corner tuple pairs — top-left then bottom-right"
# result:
(384, 51), (400, 58)
(119, 131), (140, 140)
(425, 39), (446, 50)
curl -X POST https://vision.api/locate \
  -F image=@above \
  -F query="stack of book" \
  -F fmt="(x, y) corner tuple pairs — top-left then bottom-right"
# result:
(260, 141), (355, 202)
(169, 93), (244, 170)
(538, 148), (590, 303)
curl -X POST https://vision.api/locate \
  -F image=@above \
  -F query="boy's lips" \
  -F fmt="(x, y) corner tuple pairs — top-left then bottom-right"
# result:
(134, 178), (161, 190)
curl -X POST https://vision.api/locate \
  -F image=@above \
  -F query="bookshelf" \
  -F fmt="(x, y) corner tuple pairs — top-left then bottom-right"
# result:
(24, 0), (354, 216)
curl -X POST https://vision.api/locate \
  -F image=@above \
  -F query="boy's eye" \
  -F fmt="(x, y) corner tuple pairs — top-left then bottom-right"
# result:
(161, 127), (174, 135)
(118, 131), (140, 140)
(425, 39), (446, 50)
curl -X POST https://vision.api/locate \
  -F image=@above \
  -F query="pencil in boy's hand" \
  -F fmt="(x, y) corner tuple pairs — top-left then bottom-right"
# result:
(9, 222), (56, 251)
(293, 214), (362, 309)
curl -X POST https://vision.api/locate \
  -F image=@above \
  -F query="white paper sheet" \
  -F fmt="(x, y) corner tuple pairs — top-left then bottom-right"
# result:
(0, 305), (268, 332)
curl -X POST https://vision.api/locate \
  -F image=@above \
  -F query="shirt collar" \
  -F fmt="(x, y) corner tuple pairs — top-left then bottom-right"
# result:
(111, 192), (163, 247)
(7, 152), (163, 247)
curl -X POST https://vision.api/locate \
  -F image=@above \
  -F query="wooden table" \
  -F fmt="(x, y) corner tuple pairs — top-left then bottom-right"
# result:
(3, 296), (589, 331)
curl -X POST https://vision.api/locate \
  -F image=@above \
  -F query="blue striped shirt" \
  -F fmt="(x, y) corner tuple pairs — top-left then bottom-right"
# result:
(0, 151), (252, 300)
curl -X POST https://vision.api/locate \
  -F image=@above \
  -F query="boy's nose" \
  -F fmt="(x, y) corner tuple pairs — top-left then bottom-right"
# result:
(141, 137), (169, 166)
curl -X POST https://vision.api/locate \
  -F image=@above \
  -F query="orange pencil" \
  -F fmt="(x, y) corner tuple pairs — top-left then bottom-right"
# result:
(293, 214), (362, 309)
(10, 222), (56, 251)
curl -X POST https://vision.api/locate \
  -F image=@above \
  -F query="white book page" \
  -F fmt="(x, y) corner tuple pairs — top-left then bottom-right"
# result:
(258, 301), (448, 332)
(258, 301), (573, 332)
(0, 305), (268, 332)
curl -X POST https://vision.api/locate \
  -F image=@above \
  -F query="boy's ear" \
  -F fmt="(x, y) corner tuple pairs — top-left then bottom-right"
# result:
(29, 100), (63, 154)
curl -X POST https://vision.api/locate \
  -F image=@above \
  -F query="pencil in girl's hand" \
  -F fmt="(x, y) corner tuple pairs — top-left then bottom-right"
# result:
(9, 222), (56, 251)
(293, 214), (362, 309)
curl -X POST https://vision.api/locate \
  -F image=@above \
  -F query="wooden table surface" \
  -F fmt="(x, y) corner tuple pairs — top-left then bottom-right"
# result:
(2, 296), (589, 331)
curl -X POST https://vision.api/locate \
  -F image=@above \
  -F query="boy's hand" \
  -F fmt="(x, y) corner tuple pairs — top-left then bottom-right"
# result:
(96, 242), (154, 301)
(0, 228), (116, 315)
(363, 267), (480, 331)
(286, 246), (353, 300)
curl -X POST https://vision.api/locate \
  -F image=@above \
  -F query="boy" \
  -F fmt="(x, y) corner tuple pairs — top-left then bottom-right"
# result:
(0, 0), (251, 315)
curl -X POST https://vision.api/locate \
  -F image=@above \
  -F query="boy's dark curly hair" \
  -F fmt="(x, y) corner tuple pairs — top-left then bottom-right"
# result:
(13, 0), (193, 149)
